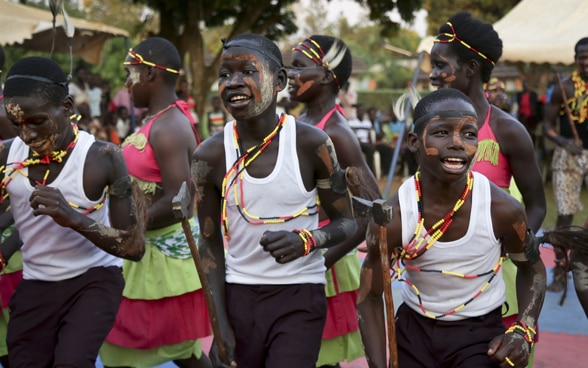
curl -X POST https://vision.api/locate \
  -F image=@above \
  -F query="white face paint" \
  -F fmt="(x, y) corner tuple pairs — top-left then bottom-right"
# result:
(129, 68), (141, 86)
(252, 61), (275, 117)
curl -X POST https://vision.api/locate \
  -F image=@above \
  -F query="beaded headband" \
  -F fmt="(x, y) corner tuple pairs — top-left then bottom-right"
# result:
(435, 21), (495, 66)
(413, 110), (477, 127)
(123, 49), (180, 74)
(485, 77), (505, 91)
(221, 38), (284, 69)
(292, 38), (346, 89)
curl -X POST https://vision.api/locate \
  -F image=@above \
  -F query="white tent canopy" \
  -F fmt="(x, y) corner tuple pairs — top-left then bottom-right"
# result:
(493, 0), (588, 64)
(417, 0), (588, 66)
(0, 0), (128, 64)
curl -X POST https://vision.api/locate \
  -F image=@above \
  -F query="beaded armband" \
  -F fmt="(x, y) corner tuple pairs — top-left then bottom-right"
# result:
(505, 321), (536, 351)
(293, 229), (317, 256)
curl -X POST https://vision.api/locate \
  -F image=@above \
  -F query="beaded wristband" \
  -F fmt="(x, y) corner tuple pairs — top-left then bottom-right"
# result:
(293, 229), (317, 256)
(505, 321), (536, 350)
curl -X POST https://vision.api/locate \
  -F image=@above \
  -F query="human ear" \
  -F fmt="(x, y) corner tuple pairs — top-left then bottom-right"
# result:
(275, 67), (288, 92)
(407, 130), (420, 153)
(62, 95), (74, 113)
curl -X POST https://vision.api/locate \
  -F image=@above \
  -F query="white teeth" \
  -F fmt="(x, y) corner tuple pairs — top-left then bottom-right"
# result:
(445, 158), (463, 162)
(230, 95), (248, 102)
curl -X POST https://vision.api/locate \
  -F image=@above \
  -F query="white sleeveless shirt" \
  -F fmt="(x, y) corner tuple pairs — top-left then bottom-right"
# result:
(6, 131), (122, 281)
(398, 171), (505, 320)
(223, 115), (325, 285)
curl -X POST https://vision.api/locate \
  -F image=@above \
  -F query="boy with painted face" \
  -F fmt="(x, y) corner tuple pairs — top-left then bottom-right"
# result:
(428, 12), (546, 366)
(0, 56), (145, 367)
(192, 33), (357, 368)
(357, 88), (546, 368)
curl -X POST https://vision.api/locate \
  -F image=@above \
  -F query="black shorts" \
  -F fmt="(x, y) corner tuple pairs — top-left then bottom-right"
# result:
(396, 303), (504, 368)
(226, 283), (327, 368)
(7, 266), (124, 368)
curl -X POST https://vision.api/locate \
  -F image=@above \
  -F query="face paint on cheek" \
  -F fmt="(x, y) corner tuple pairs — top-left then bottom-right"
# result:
(252, 62), (275, 117)
(421, 119), (439, 156)
(129, 69), (141, 86)
(295, 74), (315, 96)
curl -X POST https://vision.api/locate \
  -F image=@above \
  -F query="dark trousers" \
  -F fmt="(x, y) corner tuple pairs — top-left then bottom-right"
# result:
(226, 283), (327, 368)
(396, 303), (504, 368)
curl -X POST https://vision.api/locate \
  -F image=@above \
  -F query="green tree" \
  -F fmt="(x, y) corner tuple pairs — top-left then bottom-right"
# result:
(124, 0), (423, 138)
(423, 0), (522, 35)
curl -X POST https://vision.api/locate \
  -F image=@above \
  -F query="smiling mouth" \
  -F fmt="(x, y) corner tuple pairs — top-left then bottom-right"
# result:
(229, 95), (250, 103)
(442, 157), (466, 170)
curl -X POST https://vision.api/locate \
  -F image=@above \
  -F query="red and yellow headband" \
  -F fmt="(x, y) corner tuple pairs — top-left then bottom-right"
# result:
(293, 38), (341, 89)
(123, 49), (180, 75)
(435, 22), (495, 66)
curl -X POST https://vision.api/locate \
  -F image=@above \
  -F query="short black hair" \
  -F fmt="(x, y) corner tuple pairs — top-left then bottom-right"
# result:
(4, 56), (69, 106)
(413, 88), (474, 134)
(300, 35), (352, 89)
(222, 33), (284, 73)
(437, 12), (502, 83)
(132, 37), (182, 85)
(575, 37), (588, 55)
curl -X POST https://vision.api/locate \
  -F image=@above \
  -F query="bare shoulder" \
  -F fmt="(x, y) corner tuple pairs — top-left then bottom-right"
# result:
(295, 119), (329, 147)
(490, 106), (534, 152)
(193, 132), (225, 163)
(87, 140), (125, 170)
(489, 181), (526, 226)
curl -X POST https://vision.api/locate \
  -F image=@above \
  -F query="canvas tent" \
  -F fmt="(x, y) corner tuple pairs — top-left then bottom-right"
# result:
(493, 0), (588, 65)
(0, 0), (128, 64)
(417, 0), (588, 66)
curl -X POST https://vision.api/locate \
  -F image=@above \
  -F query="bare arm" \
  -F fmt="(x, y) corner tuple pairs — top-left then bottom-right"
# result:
(148, 110), (198, 229)
(259, 135), (357, 263)
(357, 197), (401, 368)
(29, 142), (146, 261)
(487, 187), (546, 367)
(192, 136), (236, 368)
(494, 109), (546, 233)
(322, 122), (381, 268)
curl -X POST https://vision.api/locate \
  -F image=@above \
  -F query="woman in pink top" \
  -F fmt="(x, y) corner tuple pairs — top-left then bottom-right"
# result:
(100, 37), (211, 368)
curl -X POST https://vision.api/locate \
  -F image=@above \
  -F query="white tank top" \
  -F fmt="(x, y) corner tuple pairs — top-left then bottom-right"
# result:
(398, 171), (505, 320)
(6, 131), (122, 281)
(223, 115), (325, 285)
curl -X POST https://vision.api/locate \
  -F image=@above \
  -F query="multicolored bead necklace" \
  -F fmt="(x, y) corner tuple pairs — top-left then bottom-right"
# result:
(390, 171), (504, 319)
(400, 171), (474, 260)
(569, 71), (588, 123)
(0, 120), (106, 215)
(220, 114), (318, 238)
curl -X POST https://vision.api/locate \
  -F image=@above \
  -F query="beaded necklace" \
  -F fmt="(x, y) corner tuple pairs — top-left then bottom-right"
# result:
(220, 114), (318, 238)
(400, 171), (474, 260)
(570, 71), (588, 123)
(390, 171), (505, 319)
(0, 121), (106, 215)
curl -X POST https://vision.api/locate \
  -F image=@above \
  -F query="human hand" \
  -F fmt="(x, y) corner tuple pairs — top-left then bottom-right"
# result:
(259, 230), (305, 263)
(487, 332), (531, 368)
(560, 137), (583, 155)
(29, 185), (79, 228)
(209, 340), (237, 368)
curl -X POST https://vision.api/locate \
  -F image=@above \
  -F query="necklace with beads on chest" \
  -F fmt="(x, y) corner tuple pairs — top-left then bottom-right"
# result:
(0, 121), (106, 214)
(220, 114), (318, 239)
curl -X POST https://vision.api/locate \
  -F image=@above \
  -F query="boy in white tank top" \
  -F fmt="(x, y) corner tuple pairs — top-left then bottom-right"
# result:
(357, 88), (547, 368)
(0, 56), (146, 368)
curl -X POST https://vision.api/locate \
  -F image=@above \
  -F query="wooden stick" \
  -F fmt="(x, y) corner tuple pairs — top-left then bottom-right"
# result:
(553, 70), (582, 146)
(172, 182), (228, 363)
(379, 224), (398, 368)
